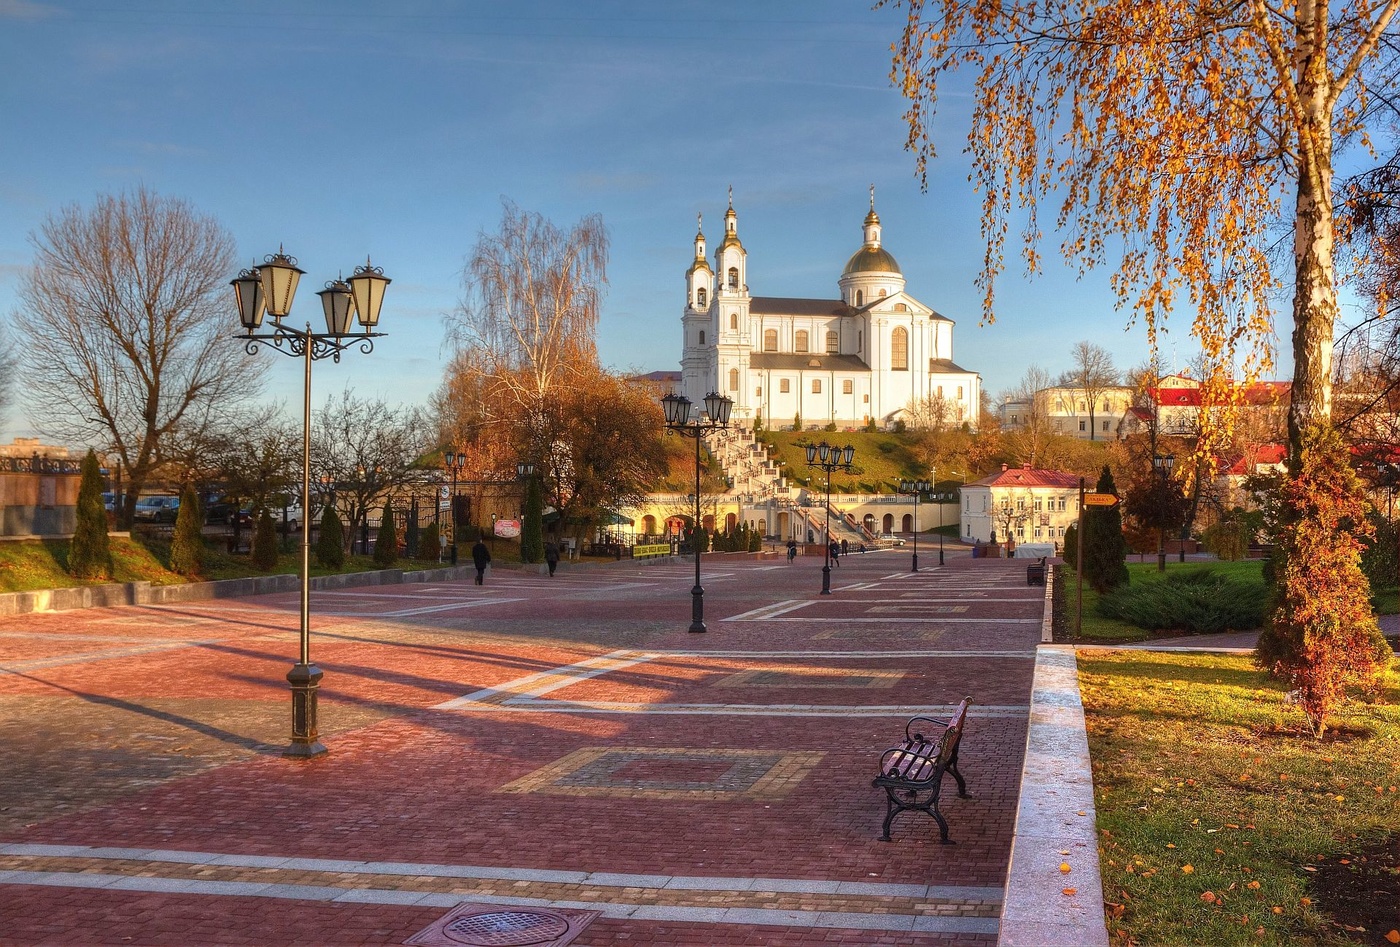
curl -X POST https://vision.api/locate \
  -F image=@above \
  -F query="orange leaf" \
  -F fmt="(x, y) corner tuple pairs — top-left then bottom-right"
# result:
(1062, 887), (1078, 896)
(1201, 891), (1217, 903)
(1060, 862), (1072, 873)
(1247, 881), (1260, 889)
(1181, 864), (1195, 874)
(1384, 930), (1399, 944)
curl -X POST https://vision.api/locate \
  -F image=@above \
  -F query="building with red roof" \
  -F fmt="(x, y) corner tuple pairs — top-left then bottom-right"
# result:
(961, 463), (1084, 547)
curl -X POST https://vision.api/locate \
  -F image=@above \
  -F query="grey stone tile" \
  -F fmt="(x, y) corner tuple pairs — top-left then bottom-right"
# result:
(834, 880), (929, 898)
(258, 883), (345, 901)
(584, 871), (672, 888)
(628, 906), (731, 924)
(279, 857), (369, 873)
(0, 844), (89, 858)
(912, 915), (1001, 934)
(3, 870), (122, 888)
(663, 875), (756, 891)
(811, 911), (916, 931)
(333, 889), (433, 906)
(748, 877), (841, 894)
(207, 854), (292, 869)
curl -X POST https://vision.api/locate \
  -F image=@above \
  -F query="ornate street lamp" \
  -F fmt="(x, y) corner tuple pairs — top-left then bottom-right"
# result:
(444, 451), (467, 564)
(232, 250), (389, 758)
(806, 441), (855, 594)
(1153, 453), (1176, 572)
(661, 391), (733, 632)
(898, 477), (932, 572)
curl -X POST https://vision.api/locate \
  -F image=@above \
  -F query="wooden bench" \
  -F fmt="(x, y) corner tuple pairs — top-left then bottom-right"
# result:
(872, 698), (972, 843)
(1026, 557), (1046, 585)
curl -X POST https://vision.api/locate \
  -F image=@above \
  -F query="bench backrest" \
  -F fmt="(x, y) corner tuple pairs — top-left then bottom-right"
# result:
(936, 697), (972, 766)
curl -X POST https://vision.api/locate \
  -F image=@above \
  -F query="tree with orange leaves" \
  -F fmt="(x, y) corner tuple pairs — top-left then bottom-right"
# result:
(886, 0), (1398, 732)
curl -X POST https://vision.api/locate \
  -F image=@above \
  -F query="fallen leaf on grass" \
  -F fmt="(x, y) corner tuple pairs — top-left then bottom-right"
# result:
(1181, 865), (1195, 874)
(1201, 891), (1217, 904)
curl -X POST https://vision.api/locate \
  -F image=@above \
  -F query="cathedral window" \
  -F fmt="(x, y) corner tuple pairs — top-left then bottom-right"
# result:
(696, 287), (706, 308)
(891, 327), (908, 371)
(878, 289), (887, 298)
(728, 267), (739, 289)
(763, 329), (777, 352)
(730, 312), (738, 330)
(842, 379), (853, 395)
(795, 330), (809, 353)
(699, 331), (705, 345)
(894, 302), (907, 311)
(826, 330), (838, 353)
(780, 378), (791, 393)
(728, 368), (739, 391)
(957, 386), (963, 398)
(855, 290), (863, 306)
(812, 379), (822, 394)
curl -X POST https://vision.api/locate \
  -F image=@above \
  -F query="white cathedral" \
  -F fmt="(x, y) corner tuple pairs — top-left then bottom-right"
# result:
(679, 191), (981, 430)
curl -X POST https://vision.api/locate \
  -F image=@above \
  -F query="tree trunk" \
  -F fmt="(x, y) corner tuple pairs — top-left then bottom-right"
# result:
(1286, 21), (1336, 468)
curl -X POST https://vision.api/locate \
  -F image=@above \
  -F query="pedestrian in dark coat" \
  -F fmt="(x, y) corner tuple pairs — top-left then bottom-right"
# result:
(471, 538), (491, 585)
(544, 541), (560, 577)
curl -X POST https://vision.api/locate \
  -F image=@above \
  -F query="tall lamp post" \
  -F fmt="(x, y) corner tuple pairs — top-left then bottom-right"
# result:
(897, 478), (931, 572)
(1153, 453), (1176, 572)
(232, 249), (389, 758)
(806, 441), (855, 594)
(661, 391), (734, 632)
(444, 451), (466, 564)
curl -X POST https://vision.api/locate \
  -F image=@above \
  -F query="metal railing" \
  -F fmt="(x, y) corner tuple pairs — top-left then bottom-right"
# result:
(0, 456), (82, 474)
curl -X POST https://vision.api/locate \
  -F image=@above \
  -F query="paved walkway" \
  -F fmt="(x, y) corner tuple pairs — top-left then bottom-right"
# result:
(0, 551), (1047, 945)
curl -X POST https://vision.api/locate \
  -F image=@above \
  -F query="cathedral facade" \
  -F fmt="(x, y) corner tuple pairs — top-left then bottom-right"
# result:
(679, 193), (981, 430)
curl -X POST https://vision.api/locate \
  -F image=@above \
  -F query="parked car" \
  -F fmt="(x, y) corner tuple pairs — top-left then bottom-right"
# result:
(879, 532), (907, 546)
(204, 496), (241, 525)
(236, 501), (306, 531)
(132, 495), (180, 523)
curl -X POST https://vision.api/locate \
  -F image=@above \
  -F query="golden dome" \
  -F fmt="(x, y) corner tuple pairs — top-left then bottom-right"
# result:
(843, 245), (901, 276)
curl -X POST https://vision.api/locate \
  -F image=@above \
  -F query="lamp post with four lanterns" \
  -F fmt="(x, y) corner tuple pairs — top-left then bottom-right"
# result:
(661, 391), (734, 632)
(231, 249), (389, 758)
(897, 477), (931, 572)
(443, 450), (467, 564)
(805, 441), (855, 595)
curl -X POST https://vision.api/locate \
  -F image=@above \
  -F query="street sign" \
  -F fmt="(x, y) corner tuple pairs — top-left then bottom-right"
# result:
(1084, 493), (1119, 507)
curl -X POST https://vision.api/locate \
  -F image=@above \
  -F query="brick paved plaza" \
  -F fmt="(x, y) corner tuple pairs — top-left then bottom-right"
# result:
(0, 550), (1045, 945)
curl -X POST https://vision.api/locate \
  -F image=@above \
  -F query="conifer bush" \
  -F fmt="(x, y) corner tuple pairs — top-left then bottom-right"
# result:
(169, 483), (204, 577)
(373, 501), (398, 567)
(1255, 424), (1393, 737)
(316, 504), (344, 568)
(520, 476), (544, 563)
(68, 449), (112, 580)
(404, 513), (420, 559)
(1082, 465), (1129, 593)
(421, 522), (441, 561)
(251, 509), (279, 571)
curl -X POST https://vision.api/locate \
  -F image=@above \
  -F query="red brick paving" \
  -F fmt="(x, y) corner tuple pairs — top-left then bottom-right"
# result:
(0, 552), (1037, 944)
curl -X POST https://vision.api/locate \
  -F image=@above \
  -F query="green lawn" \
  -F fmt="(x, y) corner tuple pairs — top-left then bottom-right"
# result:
(1080, 650), (1400, 946)
(758, 430), (933, 493)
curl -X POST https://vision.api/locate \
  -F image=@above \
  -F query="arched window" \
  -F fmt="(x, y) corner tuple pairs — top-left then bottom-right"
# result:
(795, 330), (809, 353)
(855, 290), (864, 306)
(727, 267), (738, 288)
(730, 312), (738, 330)
(699, 331), (705, 345)
(728, 367), (739, 391)
(826, 330), (838, 353)
(891, 327), (908, 371)
(696, 287), (706, 308)
(878, 289), (887, 298)
(763, 329), (777, 352)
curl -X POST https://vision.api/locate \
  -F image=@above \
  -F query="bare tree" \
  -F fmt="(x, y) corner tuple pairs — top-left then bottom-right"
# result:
(446, 200), (607, 463)
(310, 389), (427, 552)
(1002, 364), (1053, 466)
(16, 187), (254, 524)
(1057, 341), (1119, 441)
(0, 319), (14, 427)
(903, 391), (953, 432)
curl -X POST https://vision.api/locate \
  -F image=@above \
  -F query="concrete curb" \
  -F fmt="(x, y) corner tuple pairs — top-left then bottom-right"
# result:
(0, 564), (478, 616)
(998, 645), (1109, 947)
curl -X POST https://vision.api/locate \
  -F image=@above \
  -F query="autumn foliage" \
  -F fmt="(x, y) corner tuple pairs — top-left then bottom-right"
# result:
(1255, 425), (1392, 737)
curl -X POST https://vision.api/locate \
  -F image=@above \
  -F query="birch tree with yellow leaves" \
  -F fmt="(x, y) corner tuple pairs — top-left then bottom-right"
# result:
(886, 0), (1397, 733)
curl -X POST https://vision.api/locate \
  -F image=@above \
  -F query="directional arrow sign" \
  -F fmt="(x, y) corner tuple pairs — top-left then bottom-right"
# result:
(1084, 493), (1119, 507)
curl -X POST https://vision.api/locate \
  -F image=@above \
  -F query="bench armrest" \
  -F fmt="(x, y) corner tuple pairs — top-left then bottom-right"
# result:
(905, 715), (950, 742)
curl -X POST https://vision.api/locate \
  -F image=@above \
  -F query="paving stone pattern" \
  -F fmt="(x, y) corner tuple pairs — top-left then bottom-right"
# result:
(0, 551), (1043, 945)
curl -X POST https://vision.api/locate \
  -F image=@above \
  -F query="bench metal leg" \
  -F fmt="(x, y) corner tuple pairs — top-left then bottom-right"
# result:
(878, 787), (955, 844)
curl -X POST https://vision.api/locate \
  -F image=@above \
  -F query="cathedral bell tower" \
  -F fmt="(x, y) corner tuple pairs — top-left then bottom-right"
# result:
(680, 215), (714, 405)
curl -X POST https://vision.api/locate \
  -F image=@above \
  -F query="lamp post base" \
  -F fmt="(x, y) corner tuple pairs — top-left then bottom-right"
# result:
(284, 662), (327, 758)
(821, 564), (832, 594)
(911, 552), (919, 573)
(689, 584), (706, 633)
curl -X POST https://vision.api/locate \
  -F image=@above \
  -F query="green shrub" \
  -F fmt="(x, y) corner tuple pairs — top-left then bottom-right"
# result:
(317, 505), (344, 568)
(1062, 521), (1079, 570)
(421, 522), (441, 560)
(520, 476), (544, 563)
(404, 515), (420, 559)
(1360, 512), (1398, 590)
(373, 501), (397, 567)
(1098, 568), (1270, 633)
(1201, 511), (1250, 561)
(69, 449), (112, 580)
(251, 509), (279, 570)
(169, 483), (204, 577)
(1083, 465), (1129, 593)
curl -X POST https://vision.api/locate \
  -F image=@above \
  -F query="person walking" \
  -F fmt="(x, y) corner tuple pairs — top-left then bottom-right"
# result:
(544, 540), (560, 577)
(829, 540), (840, 566)
(471, 537), (491, 585)
(786, 538), (797, 563)
(840, 538), (849, 556)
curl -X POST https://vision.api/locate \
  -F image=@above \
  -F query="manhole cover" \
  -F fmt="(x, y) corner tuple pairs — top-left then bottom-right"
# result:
(444, 911), (569, 945)
(404, 903), (599, 947)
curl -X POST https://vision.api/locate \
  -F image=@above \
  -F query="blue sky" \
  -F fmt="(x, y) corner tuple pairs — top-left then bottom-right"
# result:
(0, 0), (1182, 443)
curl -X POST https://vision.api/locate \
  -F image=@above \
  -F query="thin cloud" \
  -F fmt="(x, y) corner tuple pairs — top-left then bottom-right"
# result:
(0, 0), (59, 19)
